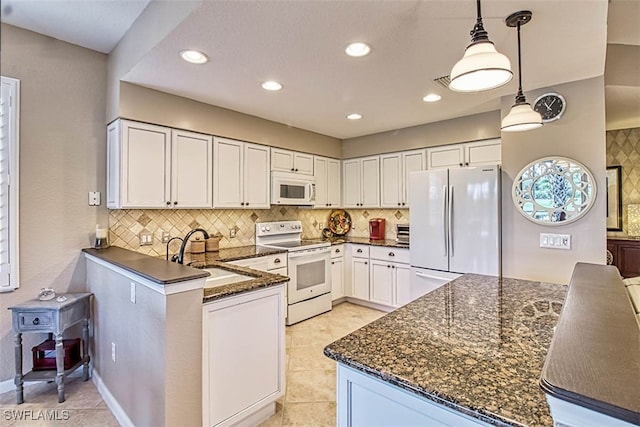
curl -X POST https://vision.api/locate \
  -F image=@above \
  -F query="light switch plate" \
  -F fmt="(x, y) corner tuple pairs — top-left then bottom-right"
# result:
(540, 233), (571, 250)
(88, 191), (100, 206)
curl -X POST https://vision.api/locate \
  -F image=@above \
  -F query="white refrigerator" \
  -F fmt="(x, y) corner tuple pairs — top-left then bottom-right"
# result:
(409, 166), (501, 297)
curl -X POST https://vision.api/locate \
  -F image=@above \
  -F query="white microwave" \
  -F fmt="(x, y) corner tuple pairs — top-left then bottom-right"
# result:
(271, 171), (316, 205)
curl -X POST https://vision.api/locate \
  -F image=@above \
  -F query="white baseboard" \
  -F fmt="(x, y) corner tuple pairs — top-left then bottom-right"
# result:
(92, 371), (134, 427)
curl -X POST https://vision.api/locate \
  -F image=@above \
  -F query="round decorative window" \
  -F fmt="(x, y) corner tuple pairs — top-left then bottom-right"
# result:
(512, 157), (597, 225)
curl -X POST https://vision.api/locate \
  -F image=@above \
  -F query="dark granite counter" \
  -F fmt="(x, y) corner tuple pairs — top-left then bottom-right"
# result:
(83, 246), (289, 303)
(321, 236), (409, 249)
(324, 274), (567, 427)
(540, 263), (640, 425)
(83, 247), (208, 284)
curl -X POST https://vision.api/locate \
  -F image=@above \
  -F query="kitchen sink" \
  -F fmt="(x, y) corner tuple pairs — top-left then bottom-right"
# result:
(203, 268), (253, 288)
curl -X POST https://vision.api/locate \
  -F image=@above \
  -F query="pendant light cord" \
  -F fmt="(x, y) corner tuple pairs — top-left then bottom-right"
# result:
(514, 20), (527, 104)
(470, 0), (489, 43)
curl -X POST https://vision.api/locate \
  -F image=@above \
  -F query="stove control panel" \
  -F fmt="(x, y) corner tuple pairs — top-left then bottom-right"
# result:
(256, 220), (303, 236)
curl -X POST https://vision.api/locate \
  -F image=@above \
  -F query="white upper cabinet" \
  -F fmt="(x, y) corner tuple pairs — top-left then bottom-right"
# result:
(380, 149), (425, 208)
(214, 137), (270, 209)
(314, 156), (341, 208)
(427, 139), (501, 169)
(343, 156), (380, 208)
(271, 148), (314, 175)
(107, 119), (212, 209)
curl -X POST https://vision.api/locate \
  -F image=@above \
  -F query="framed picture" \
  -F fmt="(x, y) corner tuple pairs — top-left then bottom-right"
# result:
(606, 166), (622, 231)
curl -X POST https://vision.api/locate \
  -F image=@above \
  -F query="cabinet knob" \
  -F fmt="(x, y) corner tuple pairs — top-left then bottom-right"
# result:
(295, 168), (299, 172)
(173, 201), (178, 206)
(240, 202), (245, 206)
(331, 261), (335, 265)
(291, 168), (295, 171)
(357, 249), (362, 253)
(459, 163), (463, 167)
(388, 252), (395, 257)
(364, 262), (368, 265)
(402, 203), (406, 206)
(245, 202), (249, 206)
(387, 265), (390, 268)
(465, 162), (469, 166)
(392, 266), (396, 269)
(335, 249), (340, 253)
(32, 317), (40, 325)
(274, 258), (281, 264)
(397, 203), (401, 206)
(166, 201), (171, 206)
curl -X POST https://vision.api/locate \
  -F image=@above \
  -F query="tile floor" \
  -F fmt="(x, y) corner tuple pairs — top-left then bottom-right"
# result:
(0, 302), (383, 427)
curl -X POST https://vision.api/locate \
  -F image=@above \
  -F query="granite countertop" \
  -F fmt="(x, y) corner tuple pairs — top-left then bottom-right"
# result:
(540, 263), (640, 424)
(321, 236), (409, 248)
(83, 246), (289, 303)
(324, 274), (567, 427)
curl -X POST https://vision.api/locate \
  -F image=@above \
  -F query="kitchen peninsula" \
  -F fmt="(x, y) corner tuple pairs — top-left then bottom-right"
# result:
(324, 273), (567, 426)
(82, 246), (289, 427)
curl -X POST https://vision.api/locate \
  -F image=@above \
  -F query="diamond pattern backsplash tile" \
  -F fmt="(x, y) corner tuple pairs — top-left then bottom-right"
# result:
(607, 127), (640, 238)
(109, 207), (410, 256)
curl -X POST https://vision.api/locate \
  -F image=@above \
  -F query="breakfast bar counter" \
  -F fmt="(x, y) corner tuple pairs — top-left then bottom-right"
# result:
(324, 274), (567, 427)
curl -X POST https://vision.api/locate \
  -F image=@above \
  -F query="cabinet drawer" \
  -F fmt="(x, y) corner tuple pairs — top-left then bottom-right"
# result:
(351, 245), (370, 258)
(331, 244), (344, 259)
(228, 257), (269, 272)
(267, 254), (288, 270)
(18, 312), (53, 330)
(370, 246), (409, 264)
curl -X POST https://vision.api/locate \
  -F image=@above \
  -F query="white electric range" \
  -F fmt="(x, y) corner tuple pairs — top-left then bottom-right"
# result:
(255, 221), (331, 325)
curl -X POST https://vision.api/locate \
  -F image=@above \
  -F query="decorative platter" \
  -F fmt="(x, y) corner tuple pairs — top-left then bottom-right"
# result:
(328, 210), (351, 236)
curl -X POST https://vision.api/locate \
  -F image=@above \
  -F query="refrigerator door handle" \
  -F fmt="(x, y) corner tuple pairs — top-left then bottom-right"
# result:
(449, 185), (454, 257)
(442, 185), (448, 256)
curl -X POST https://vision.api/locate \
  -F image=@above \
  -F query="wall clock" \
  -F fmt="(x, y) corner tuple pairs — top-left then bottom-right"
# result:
(533, 92), (566, 123)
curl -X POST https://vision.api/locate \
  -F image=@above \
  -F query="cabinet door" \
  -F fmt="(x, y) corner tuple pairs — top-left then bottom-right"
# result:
(402, 150), (426, 207)
(213, 137), (244, 208)
(361, 156), (380, 208)
(465, 139), (501, 167)
(351, 258), (370, 300)
(343, 159), (361, 208)
(203, 286), (284, 427)
(619, 243), (640, 278)
(380, 154), (402, 208)
(294, 152), (314, 175)
(171, 130), (212, 208)
(427, 145), (464, 169)
(327, 159), (341, 207)
(370, 260), (394, 306)
(270, 148), (295, 172)
(314, 156), (328, 207)
(331, 258), (344, 301)
(121, 121), (171, 208)
(244, 143), (270, 208)
(394, 263), (411, 307)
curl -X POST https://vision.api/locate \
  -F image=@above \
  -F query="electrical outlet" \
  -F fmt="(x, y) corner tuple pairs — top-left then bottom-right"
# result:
(139, 231), (153, 246)
(111, 342), (116, 362)
(130, 282), (136, 304)
(161, 231), (170, 243)
(318, 222), (324, 231)
(230, 227), (236, 238)
(88, 191), (100, 206)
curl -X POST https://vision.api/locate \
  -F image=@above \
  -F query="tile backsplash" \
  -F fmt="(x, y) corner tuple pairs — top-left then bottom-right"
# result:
(607, 127), (640, 238)
(109, 207), (409, 257)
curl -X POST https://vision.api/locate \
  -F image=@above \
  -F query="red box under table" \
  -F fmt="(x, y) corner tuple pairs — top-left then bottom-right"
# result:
(32, 338), (82, 371)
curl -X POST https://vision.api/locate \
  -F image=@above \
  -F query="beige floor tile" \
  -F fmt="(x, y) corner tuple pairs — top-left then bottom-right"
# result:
(288, 347), (336, 371)
(282, 402), (337, 427)
(289, 328), (334, 348)
(286, 370), (335, 403)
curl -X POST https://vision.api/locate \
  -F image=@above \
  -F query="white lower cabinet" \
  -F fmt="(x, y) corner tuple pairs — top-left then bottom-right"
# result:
(337, 364), (491, 427)
(203, 285), (285, 427)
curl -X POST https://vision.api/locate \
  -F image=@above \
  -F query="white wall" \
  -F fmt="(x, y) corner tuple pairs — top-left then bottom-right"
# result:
(501, 76), (607, 284)
(0, 24), (108, 383)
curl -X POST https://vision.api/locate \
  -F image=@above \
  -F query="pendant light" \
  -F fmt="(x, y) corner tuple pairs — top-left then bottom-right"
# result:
(449, 0), (513, 92)
(501, 11), (543, 132)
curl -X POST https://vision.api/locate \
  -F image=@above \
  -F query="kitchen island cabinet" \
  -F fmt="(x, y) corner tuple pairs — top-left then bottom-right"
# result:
(325, 273), (567, 427)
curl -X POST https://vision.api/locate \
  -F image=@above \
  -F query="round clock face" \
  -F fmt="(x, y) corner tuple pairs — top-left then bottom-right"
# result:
(533, 93), (566, 123)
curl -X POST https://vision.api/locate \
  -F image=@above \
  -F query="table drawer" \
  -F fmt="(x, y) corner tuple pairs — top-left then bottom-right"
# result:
(18, 312), (53, 330)
(370, 246), (409, 264)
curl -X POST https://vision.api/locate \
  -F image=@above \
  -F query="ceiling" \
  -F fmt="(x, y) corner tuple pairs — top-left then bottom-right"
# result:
(1, 0), (637, 139)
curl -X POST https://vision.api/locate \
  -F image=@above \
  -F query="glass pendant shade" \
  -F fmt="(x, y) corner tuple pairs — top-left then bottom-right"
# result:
(501, 103), (543, 132)
(449, 41), (513, 92)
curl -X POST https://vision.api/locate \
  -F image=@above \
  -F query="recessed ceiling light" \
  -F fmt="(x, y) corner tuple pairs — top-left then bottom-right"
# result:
(423, 94), (442, 103)
(345, 42), (371, 57)
(261, 81), (283, 91)
(179, 49), (208, 64)
(346, 113), (362, 120)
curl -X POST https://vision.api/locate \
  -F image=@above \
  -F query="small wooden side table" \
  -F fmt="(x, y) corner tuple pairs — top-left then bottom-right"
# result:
(9, 292), (92, 404)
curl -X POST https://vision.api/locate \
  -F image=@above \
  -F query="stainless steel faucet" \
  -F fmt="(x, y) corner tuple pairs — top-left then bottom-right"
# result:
(174, 228), (210, 264)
